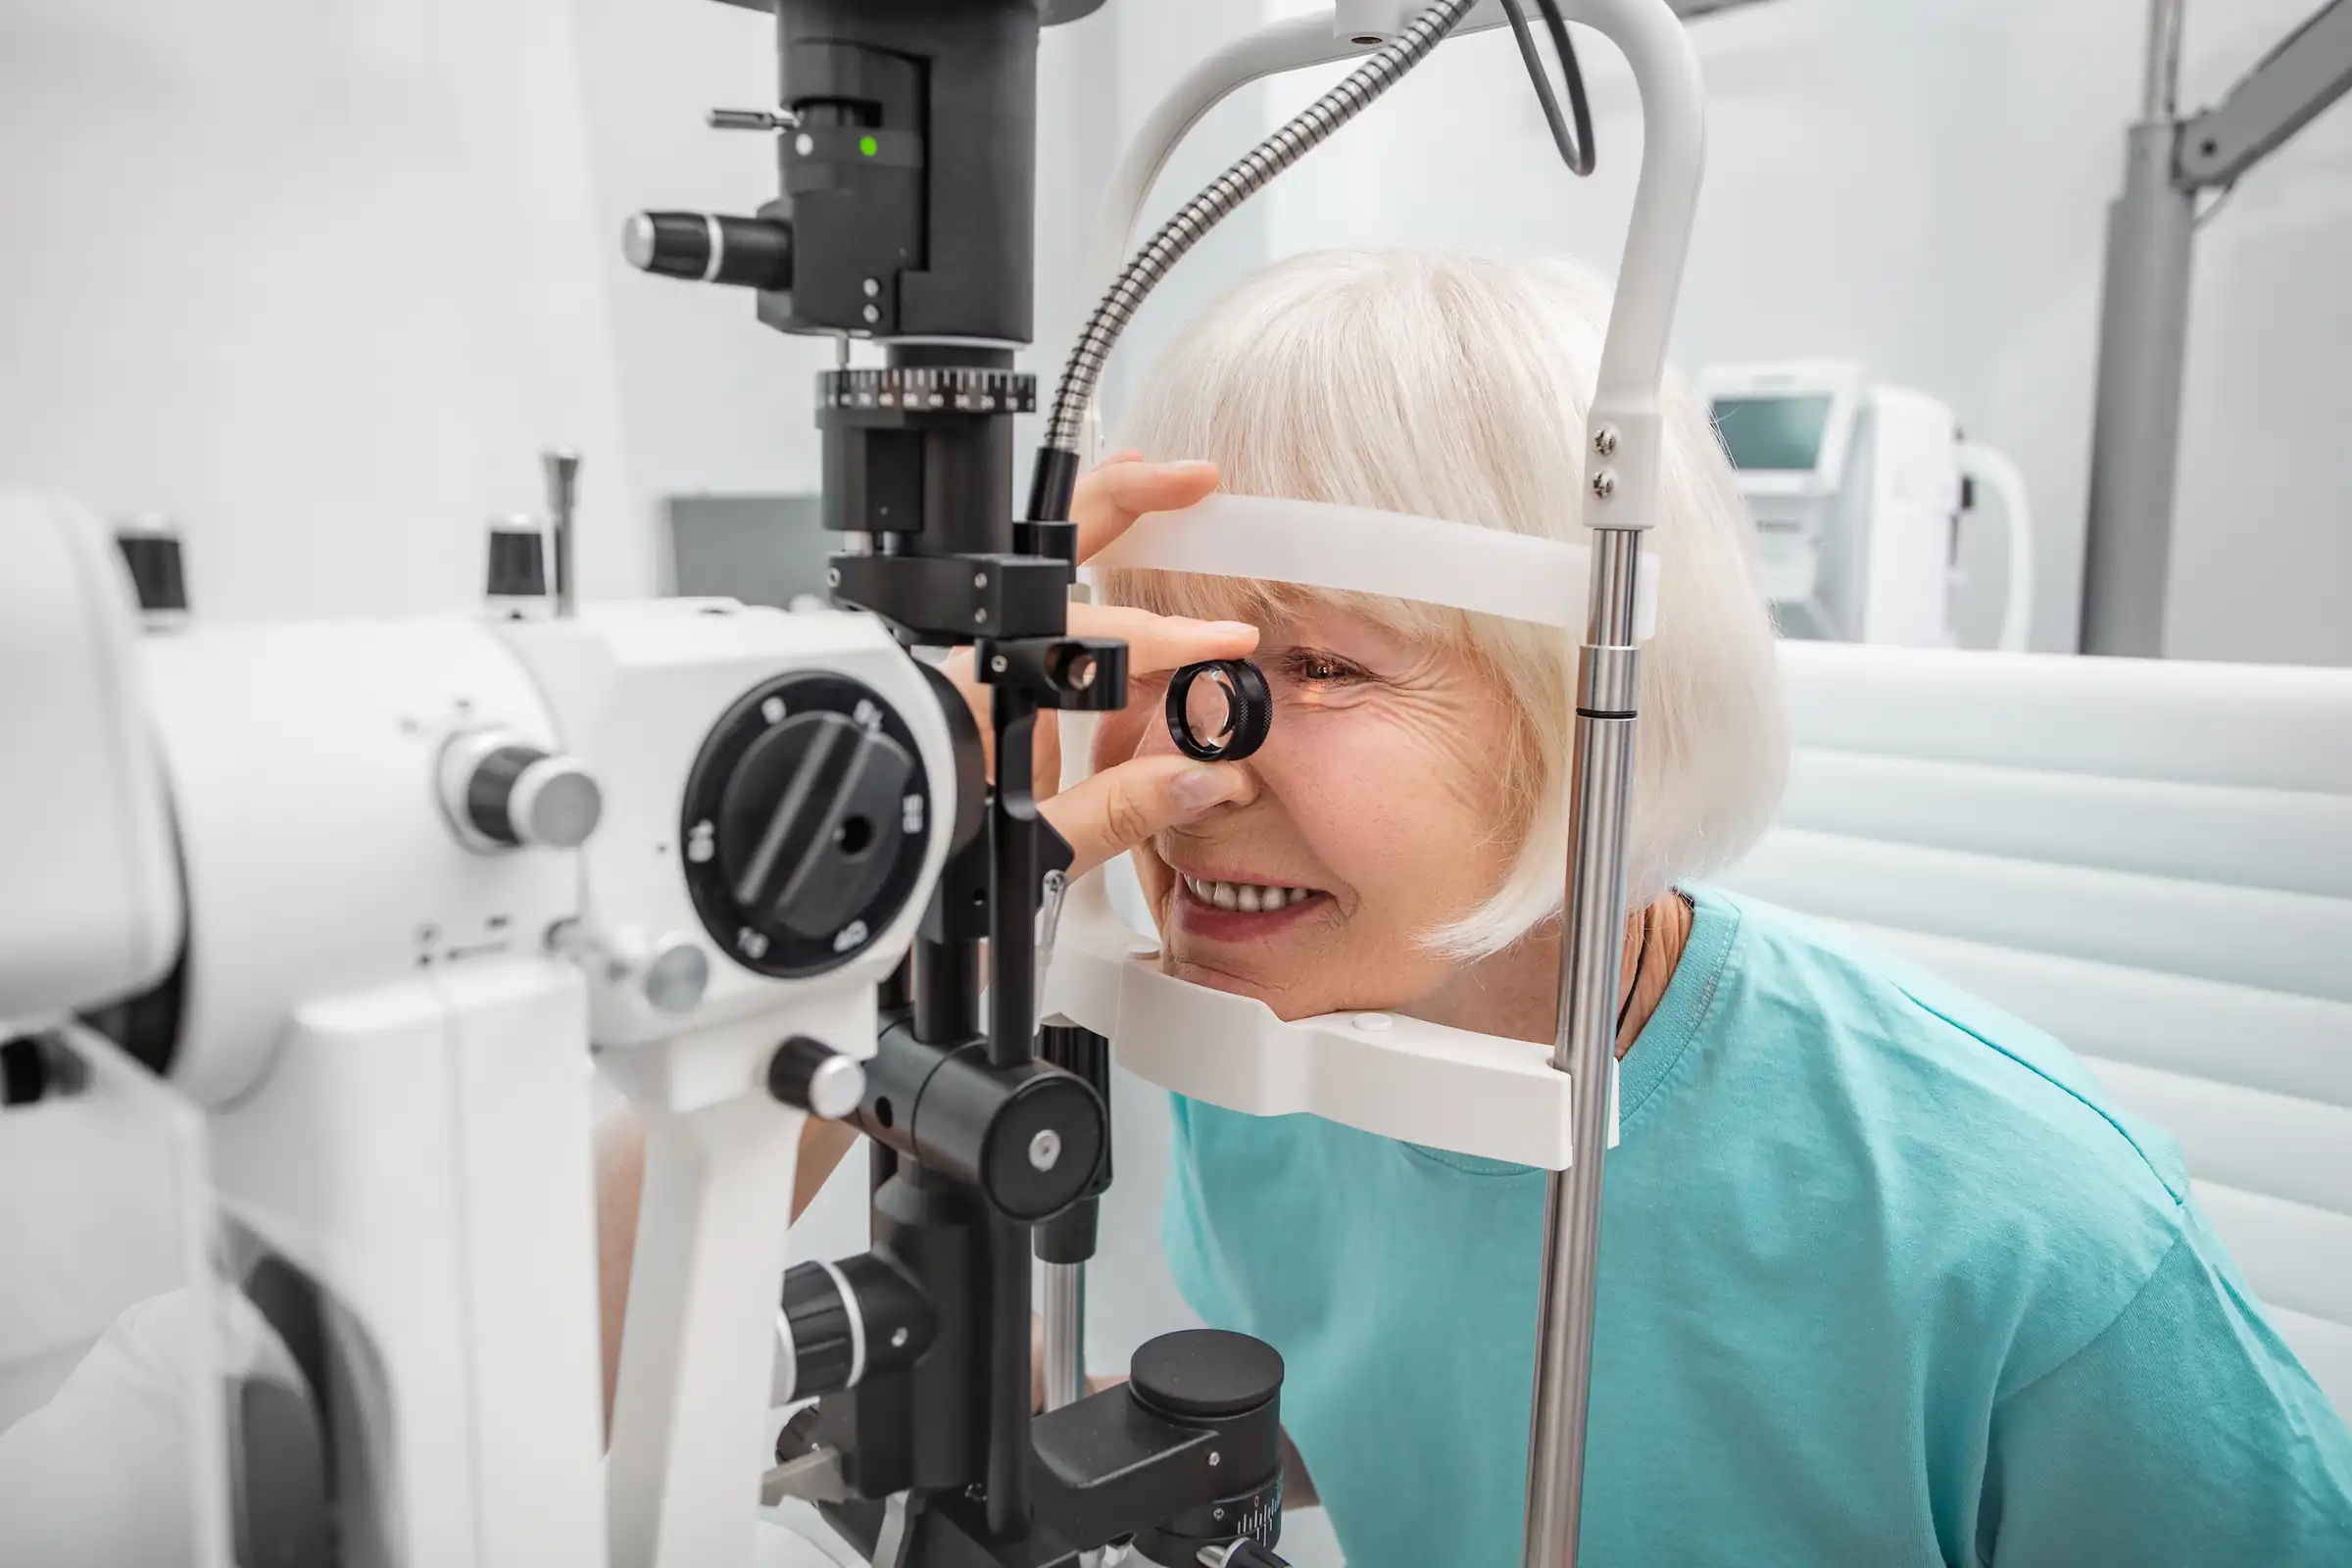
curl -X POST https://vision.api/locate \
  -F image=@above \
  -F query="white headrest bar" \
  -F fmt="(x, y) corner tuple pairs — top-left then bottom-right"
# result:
(1086, 493), (1660, 641)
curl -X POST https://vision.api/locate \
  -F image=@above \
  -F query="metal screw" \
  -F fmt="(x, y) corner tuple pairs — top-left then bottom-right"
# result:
(827, 566), (842, 587)
(795, 132), (814, 157)
(891, 1327), (909, 1348)
(1028, 1129), (1062, 1172)
(990, 655), (1008, 674)
(974, 608), (989, 624)
(1593, 423), (1621, 458)
(862, 277), (881, 298)
(1592, 468), (1618, 501)
(972, 572), (989, 588)
(862, 304), (881, 324)
(1207, 1450), (1221, 1468)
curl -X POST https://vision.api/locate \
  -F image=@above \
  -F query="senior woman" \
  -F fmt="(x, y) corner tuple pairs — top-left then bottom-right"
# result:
(596, 251), (2352, 1565)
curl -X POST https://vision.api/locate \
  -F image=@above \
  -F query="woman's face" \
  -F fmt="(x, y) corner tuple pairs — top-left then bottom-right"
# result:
(1095, 602), (1524, 1021)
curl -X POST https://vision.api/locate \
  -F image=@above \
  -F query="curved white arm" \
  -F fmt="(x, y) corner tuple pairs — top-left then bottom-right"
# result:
(1957, 441), (2035, 653)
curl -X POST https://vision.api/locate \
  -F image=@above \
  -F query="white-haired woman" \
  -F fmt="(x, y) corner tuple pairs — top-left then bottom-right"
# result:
(597, 251), (2352, 1565)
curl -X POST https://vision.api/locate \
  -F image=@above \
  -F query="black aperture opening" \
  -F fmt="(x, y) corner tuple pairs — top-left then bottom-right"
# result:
(836, 814), (876, 858)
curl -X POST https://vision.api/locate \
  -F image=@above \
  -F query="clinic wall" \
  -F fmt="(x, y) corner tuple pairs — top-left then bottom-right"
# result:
(1245, 0), (2352, 664)
(0, 1), (643, 620)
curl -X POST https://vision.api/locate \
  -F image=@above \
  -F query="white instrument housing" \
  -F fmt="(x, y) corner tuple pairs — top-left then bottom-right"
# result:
(1701, 361), (2034, 651)
(0, 491), (180, 1029)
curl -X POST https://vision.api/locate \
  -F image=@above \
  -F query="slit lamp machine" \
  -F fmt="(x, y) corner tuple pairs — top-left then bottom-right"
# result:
(0, 2), (1733, 1565)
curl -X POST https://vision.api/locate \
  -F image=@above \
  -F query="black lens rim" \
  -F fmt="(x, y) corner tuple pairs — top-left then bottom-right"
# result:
(1164, 659), (1273, 763)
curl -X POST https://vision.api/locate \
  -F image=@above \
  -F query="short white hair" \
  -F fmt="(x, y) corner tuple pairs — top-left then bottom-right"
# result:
(1105, 249), (1788, 959)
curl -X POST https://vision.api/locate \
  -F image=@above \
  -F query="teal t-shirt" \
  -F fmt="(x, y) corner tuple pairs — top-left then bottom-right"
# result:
(1165, 886), (2352, 1566)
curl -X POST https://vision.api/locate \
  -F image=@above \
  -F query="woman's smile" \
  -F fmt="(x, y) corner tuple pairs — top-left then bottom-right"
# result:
(1165, 865), (1334, 942)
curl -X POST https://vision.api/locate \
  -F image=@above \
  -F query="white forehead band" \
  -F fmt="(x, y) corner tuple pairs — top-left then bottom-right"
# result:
(1084, 492), (1660, 640)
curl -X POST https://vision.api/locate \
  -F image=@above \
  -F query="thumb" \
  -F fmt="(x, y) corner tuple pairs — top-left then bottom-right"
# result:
(1041, 754), (1255, 879)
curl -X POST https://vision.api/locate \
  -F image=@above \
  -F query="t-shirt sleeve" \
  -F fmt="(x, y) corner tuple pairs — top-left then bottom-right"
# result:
(1980, 1218), (2352, 1567)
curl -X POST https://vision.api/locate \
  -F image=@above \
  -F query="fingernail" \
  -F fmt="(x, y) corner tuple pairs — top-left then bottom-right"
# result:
(1169, 459), (1217, 472)
(1169, 765), (1240, 813)
(1206, 620), (1256, 637)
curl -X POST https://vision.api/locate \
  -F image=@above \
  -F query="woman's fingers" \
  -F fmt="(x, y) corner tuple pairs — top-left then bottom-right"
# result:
(1066, 602), (1258, 674)
(1073, 458), (1220, 563)
(1041, 753), (1256, 880)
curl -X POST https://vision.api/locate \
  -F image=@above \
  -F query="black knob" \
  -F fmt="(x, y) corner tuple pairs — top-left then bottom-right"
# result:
(775, 1253), (935, 1403)
(1129, 1330), (1284, 1423)
(718, 710), (913, 940)
(444, 731), (604, 852)
(680, 673), (936, 979)
(621, 211), (794, 291)
(767, 1036), (865, 1120)
(484, 518), (547, 600)
(113, 517), (188, 617)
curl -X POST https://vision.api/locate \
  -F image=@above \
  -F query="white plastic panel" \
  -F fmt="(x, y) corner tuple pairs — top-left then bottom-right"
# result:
(1775, 642), (2352, 792)
(1724, 830), (2352, 1004)
(2269, 1308), (2352, 1419)
(1795, 919), (2352, 1110)
(2079, 1058), (2352, 1220)
(2187, 1183), (2352, 1326)
(1727, 643), (2352, 1408)
(1781, 751), (2352, 901)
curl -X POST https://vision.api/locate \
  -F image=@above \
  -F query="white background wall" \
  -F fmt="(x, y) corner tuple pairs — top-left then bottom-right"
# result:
(1236, 0), (2352, 662)
(0, 0), (644, 618)
(8, 2), (2339, 656)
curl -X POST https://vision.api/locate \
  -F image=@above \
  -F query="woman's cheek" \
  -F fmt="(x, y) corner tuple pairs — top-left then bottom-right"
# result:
(1257, 714), (1478, 894)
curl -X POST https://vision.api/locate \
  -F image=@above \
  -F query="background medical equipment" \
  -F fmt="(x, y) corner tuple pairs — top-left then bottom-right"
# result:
(1702, 362), (2034, 652)
(2081, 0), (2352, 657)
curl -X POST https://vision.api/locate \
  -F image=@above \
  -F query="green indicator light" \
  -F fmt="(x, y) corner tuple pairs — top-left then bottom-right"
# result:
(858, 134), (879, 158)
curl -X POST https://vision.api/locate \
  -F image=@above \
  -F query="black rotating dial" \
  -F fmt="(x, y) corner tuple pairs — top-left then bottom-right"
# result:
(681, 672), (934, 979)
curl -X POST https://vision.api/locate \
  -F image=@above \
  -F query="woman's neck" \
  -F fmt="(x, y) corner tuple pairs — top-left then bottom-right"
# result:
(1413, 891), (1692, 1057)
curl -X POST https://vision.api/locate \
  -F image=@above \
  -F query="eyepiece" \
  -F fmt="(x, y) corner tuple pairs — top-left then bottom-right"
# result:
(621, 211), (794, 292)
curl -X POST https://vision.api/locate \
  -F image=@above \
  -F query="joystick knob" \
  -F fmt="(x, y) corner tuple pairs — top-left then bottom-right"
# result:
(439, 728), (603, 853)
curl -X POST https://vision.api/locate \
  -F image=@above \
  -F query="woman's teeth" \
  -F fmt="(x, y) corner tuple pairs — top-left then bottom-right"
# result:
(1183, 876), (1314, 913)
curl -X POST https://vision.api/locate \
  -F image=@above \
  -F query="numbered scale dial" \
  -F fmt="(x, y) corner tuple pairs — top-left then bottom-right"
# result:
(680, 672), (935, 979)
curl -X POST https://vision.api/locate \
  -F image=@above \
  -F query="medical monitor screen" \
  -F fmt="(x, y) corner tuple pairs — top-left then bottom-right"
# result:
(1712, 394), (1834, 472)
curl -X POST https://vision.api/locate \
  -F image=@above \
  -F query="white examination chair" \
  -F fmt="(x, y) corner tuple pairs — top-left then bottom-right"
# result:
(1720, 642), (2352, 1417)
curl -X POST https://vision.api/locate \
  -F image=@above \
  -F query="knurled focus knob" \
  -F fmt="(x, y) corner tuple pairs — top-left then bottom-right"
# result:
(621, 211), (793, 291)
(440, 728), (604, 853)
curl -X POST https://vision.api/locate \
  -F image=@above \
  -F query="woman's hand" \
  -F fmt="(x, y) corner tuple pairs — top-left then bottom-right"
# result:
(942, 455), (1259, 877)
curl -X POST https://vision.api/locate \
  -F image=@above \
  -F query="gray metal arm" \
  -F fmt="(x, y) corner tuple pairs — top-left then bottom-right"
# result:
(2080, 0), (2352, 657)
(2177, 0), (2352, 189)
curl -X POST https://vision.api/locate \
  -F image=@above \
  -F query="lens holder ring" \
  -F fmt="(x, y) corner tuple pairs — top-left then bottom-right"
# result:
(1165, 660), (1272, 763)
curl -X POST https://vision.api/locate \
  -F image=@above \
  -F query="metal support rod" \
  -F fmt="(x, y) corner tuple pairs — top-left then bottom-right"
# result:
(542, 447), (580, 616)
(2081, 121), (2197, 658)
(1041, 1261), (1087, 1411)
(1523, 529), (1644, 1567)
(2144, 0), (2186, 122)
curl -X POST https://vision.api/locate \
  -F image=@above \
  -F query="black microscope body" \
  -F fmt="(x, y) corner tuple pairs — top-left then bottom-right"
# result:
(627, 4), (1288, 1564)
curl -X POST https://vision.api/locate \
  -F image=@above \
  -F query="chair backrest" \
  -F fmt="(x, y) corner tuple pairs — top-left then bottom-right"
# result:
(1718, 642), (2352, 1417)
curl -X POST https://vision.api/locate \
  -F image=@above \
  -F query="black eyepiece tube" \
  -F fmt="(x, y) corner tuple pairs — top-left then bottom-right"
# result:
(1025, 445), (1082, 529)
(620, 211), (794, 292)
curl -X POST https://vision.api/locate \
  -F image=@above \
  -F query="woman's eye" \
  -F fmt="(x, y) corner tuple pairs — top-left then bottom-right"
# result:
(1281, 650), (1364, 685)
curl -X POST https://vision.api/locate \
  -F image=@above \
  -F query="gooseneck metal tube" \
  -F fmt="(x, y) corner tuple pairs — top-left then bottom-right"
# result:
(1039, 0), (1479, 462)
